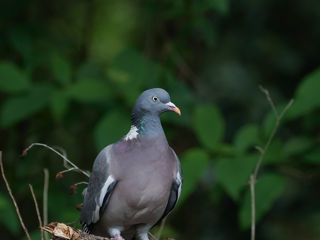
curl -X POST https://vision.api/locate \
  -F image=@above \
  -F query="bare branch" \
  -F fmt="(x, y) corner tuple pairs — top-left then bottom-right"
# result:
(253, 98), (294, 178)
(254, 146), (264, 155)
(59, 167), (77, 174)
(29, 184), (44, 240)
(70, 181), (89, 195)
(249, 87), (294, 240)
(259, 85), (278, 117)
(0, 151), (31, 240)
(249, 175), (256, 240)
(23, 143), (90, 178)
(43, 168), (49, 240)
(279, 99), (294, 119)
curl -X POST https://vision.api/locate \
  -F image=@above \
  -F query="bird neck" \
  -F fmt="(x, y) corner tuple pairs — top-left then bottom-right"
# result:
(131, 114), (164, 137)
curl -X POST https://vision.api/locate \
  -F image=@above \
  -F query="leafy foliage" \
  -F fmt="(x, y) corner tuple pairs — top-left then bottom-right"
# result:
(94, 110), (130, 150)
(288, 68), (320, 118)
(239, 173), (287, 229)
(0, 85), (53, 127)
(0, 0), (320, 239)
(0, 62), (29, 93)
(179, 148), (210, 203)
(67, 79), (112, 103)
(0, 193), (19, 235)
(216, 155), (257, 201)
(194, 104), (225, 151)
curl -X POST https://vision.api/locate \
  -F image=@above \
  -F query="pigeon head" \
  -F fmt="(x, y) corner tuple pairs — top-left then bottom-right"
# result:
(132, 88), (180, 118)
(130, 88), (180, 136)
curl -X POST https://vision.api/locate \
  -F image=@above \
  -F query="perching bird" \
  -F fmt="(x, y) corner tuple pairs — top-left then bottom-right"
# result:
(80, 88), (183, 240)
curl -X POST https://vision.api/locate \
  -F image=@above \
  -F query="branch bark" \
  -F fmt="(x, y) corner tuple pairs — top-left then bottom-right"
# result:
(42, 222), (109, 240)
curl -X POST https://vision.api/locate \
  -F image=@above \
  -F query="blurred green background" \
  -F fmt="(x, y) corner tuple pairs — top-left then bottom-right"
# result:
(1, 0), (320, 239)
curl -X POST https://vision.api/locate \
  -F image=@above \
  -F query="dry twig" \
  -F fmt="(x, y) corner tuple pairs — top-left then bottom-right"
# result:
(29, 184), (44, 240)
(0, 151), (31, 240)
(42, 222), (109, 240)
(43, 168), (49, 240)
(23, 143), (90, 178)
(155, 218), (166, 240)
(249, 86), (294, 240)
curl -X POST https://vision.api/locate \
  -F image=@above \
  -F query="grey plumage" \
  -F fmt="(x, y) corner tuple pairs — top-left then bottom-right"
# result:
(80, 88), (183, 240)
(155, 148), (183, 226)
(81, 146), (117, 232)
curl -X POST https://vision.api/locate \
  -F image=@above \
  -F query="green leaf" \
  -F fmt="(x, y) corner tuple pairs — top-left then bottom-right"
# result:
(50, 54), (72, 86)
(94, 110), (130, 150)
(107, 49), (161, 103)
(283, 137), (314, 158)
(239, 173), (286, 229)
(214, 143), (236, 156)
(0, 193), (20, 235)
(210, 0), (229, 14)
(262, 110), (276, 138)
(179, 148), (210, 204)
(288, 67), (320, 119)
(192, 0), (229, 15)
(7, 29), (36, 73)
(21, 230), (42, 240)
(76, 60), (103, 82)
(0, 61), (29, 93)
(67, 79), (112, 103)
(215, 155), (257, 200)
(0, 85), (53, 127)
(304, 149), (320, 164)
(89, 0), (138, 61)
(234, 124), (260, 154)
(194, 104), (225, 151)
(50, 90), (69, 121)
(264, 139), (285, 164)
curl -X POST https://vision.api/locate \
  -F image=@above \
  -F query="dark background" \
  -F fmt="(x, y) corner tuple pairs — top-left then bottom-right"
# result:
(0, 0), (320, 239)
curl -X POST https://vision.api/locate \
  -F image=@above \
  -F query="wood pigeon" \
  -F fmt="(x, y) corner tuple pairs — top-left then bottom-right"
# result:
(80, 88), (183, 240)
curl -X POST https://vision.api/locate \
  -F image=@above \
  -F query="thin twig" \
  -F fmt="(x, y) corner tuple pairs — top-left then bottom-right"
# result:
(0, 151), (31, 240)
(148, 232), (157, 240)
(253, 98), (294, 178)
(74, 181), (88, 186)
(259, 86), (278, 117)
(59, 167), (77, 174)
(23, 143), (90, 178)
(249, 87), (294, 240)
(249, 175), (255, 240)
(29, 184), (44, 240)
(43, 168), (49, 240)
(279, 99), (294, 119)
(155, 218), (166, 240)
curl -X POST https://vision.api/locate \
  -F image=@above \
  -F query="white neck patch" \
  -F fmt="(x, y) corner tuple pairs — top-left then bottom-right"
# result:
(124, 125), (138, 141)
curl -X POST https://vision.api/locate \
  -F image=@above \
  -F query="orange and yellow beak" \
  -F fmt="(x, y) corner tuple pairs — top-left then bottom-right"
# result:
(166, 102), (181, 115)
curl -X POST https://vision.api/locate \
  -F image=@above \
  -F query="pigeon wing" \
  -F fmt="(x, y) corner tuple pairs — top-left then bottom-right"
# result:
(155, 147), (183, 225)
(80, 145), (117, 233)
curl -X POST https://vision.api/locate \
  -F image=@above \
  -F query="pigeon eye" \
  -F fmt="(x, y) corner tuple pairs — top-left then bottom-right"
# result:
(152, 96), (158, 102)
